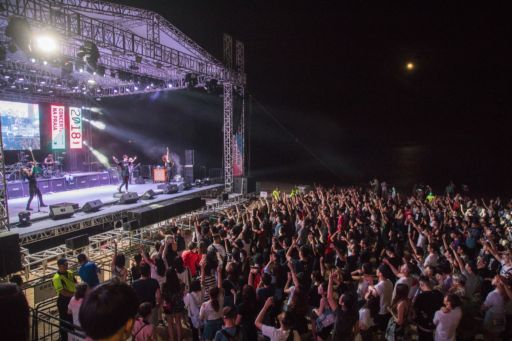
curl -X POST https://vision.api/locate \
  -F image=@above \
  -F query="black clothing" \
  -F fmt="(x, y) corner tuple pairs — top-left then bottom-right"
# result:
(332, 307), (357, 340)
(132, 277), (160, 307)
(117, 161), (130, 192)
(414, 290), (444, 331)
(57, 295), (72, 341)
(25, 170), (44, 209)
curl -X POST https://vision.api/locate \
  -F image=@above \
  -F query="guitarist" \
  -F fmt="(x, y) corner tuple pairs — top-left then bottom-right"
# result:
(22, 161), (47, 210)
(161, 147), (175, 182)
(128, 156), (139, 184)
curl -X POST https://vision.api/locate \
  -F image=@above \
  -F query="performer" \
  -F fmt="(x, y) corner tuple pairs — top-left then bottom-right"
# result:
(112, 154), (136, 193)
(22, 162), (47, 210)
(128, 156), (138, 184)
(161, 147), (174, 182)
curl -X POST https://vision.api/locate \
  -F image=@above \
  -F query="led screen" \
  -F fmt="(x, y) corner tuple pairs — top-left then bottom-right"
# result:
(0, 100), (41, 150)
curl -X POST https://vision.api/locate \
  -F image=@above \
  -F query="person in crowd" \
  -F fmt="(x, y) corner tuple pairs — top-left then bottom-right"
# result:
(184, 279), (204, 341)
(132, 263), (161, 326)
(131, 253), (143, 281)
(79, 281), (139, 341)
(132, 302), (157, 341)
(112, 240), (128, 282)
(254, 297), (300, 341)
(414, 276), (444, 341)
(327, 272), (358, 340)
(53, 258), (76, 341)
(385, 283), (411, 341)
(214, 306), (247, 341)
(0, 283), (30, 341)
(77, 253), (100, 288)
(367, 265), (393, 332)
(182, 242), (202, 277)
(162, 268), (186, 341)
(433, 294), (462, 341)
(200, 266), (224, 341)
(67, 283), (89, 341)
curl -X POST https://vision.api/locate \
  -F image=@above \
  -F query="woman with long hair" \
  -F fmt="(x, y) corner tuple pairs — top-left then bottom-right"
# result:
(111, 240), (128, 282)
(161, 268), (185, 341)
(200, 265), (224, 341)
(385, 283), (410, 341)
(236, 285), (258, 341)
(173, 257), (191, 292)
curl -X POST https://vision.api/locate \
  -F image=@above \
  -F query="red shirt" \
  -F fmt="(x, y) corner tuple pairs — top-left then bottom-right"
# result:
(181, 250), (202, 277)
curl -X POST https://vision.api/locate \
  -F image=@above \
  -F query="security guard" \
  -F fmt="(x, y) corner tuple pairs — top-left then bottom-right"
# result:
(53, 258), (76, 341)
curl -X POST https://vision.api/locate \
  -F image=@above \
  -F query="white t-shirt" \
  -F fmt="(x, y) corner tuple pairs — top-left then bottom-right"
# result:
(424, 253), (439, 268)
(359, 307), (375, 331)
(433, 307), (462, 341)
(261, 325), (300, 341)
(199, 295), (224, 321)
(484, 289), (505, 315)
(375, 279), (393, 315)
(67, 297), (83, 326)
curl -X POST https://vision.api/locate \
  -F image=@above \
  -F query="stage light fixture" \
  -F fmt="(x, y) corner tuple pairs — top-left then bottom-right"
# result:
(35, 34), (58, 54)
(87, 79), (96, 84)
(30, 58), (36, 63)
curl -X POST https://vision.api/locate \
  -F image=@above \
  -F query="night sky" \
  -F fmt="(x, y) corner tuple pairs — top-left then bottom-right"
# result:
(108, 1), (512, 194)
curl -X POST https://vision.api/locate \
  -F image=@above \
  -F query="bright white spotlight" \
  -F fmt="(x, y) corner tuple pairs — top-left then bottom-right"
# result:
(87, 79), (96, 84)
(35, 35), (58, 54)
(90, 120), (106, 130)
(168, 84), (173, 88)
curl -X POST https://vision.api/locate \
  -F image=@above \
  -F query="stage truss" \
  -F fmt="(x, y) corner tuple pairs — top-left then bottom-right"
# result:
(0, 0), (246, 232)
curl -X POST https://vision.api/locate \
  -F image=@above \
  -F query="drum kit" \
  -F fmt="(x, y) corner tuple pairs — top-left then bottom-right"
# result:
(4, 154), (64, 181)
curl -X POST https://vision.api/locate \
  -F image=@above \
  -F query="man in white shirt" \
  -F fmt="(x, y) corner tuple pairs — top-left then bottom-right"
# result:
(254, 297), (300, 341)
(367, 265), (393, 332)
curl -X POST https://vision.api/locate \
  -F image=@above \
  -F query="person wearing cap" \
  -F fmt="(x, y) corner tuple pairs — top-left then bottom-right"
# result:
(77, 253), (100, 288)
(53, 258), (77, 341)
(214, 306), (247, 341)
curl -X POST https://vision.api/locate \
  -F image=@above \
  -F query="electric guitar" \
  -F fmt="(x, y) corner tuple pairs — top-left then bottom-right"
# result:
(28, 148), (43, 175)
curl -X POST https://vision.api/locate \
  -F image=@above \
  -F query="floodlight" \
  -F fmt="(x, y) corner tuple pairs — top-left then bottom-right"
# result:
(35, 34), (58, 54)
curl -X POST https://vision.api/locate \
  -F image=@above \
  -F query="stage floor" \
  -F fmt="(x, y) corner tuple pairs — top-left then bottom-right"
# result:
(8, 183), (223, 237)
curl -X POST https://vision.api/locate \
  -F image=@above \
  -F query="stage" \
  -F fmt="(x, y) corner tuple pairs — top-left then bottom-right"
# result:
(7, 182), (223, 250)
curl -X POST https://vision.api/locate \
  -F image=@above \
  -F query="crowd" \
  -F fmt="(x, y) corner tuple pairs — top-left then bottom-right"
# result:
(3, 180), (512, 341)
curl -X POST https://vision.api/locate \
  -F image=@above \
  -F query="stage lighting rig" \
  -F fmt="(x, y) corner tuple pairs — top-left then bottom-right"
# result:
(77, 41), (100, 70)
(5, 17), (32, 53)
(34, 33), (58, 54)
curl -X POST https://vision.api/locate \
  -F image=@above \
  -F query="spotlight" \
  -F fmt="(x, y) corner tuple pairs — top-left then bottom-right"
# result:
(168, 83), (173, 88)
(18, 77), (24, 81)
(87, 79), (95, 84)
(34, 34), (58, 54)
(30, 58), (36, 63)
(134, 86), (139, 91)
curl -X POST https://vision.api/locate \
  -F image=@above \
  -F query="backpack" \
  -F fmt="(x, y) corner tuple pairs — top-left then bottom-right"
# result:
(220, 326), (244, 341)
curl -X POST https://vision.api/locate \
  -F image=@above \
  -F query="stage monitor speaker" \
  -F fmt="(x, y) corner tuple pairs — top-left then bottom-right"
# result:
(49, 204), (75, 220)
(141, 189), (156, 200)
(17, 211), (31, 227)
(82, 199), (103, 213)
(123, 220), (140, 231)
(65, 234), (89, 250)
(0, 233), (22, 277)
(162, 184), (179, 194)
(135, 176), (145, 184)
(119, 192), (139, 204)
(183, 182), (193, 190)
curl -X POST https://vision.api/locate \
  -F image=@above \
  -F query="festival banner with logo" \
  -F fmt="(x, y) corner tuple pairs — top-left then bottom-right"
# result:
(50, 105), (65, 149)
(233, 131), (243, 176)
(69, 107), (82, 149)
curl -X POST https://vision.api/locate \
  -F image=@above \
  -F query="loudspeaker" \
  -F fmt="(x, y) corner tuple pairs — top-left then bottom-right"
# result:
(119, 192), (139, 204)
(135, 176), (145, 184)
(184, 165), (194, 184)
(185, 149), (195, 165)
(141, 189), (156, 200)
(82, 200), (103, 213)
(0, 233), (22, 277)
(183, 182), (193, 190)
(49, 204), (75, 220)
(161, 184), (179, 194)
(123, 220), (140, 231)
(65, 234), (89, 250)
(17, 211), (31, 227)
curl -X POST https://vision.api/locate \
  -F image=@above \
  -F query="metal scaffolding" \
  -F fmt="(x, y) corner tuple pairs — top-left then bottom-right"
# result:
(0, 126), (9, 231)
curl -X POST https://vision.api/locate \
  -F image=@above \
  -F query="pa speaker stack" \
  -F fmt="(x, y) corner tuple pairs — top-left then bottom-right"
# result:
(65, 234), (89, 250)
(119, 192), (139, 204)
(0, 233), (22, 277)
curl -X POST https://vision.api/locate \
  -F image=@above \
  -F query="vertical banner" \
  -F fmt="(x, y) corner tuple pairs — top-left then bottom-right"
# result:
(69, 107), (82, 149)
(50, 105), (65, 149)
(233, 131), (243, 176)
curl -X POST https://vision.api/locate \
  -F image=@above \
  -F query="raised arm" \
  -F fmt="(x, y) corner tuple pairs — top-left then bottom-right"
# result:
(327, 272), (338, 311)
(255, 297), (273, 330)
